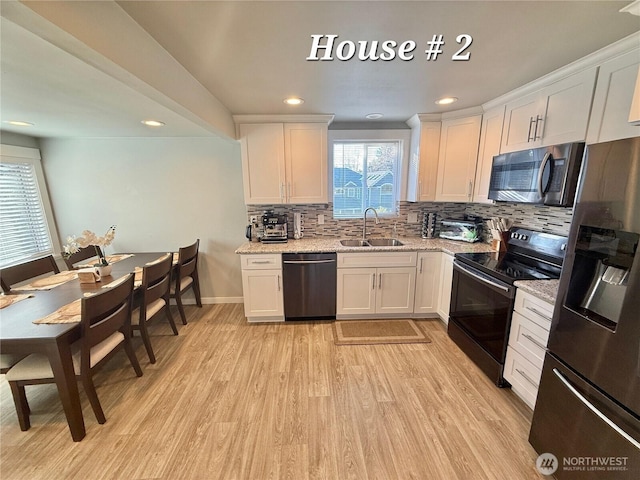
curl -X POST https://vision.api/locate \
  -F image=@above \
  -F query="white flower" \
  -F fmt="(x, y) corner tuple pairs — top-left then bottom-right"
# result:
(62, 226), (116, 259)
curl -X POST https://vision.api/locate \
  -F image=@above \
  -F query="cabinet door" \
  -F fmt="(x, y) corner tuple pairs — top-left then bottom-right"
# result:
(436, 253), (454, 323)
(241, 269), (284, 319)
(239, 123), (285, 204)
(284, 123), (328, 203)
(540, 67), (596, 146)
(435, 115), (482, 202)
(376, 267), (416, 315)
(336, 268), (376, 315)
(587, 50), (640, 143)
(414, 252), (442, 315)
(407, 121), (441, 202)
(500, 91), (541, 153)
(473, 106), (504, 203)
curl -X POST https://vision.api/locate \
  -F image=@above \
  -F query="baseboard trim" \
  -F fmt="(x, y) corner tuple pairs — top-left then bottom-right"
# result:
(171, 296), (243, 305)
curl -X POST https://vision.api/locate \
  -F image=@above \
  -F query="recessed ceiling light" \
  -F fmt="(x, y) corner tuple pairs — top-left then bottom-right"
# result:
(435, 97), (458, 106)
(4, 120), (34, 127)
(365, 113), (384, 120)
(284, 97), (304, 106)
(141, 120), (165, 127)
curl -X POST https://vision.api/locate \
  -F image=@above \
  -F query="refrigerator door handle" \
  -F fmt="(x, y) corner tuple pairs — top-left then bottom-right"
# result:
(553, 368), (640, 450)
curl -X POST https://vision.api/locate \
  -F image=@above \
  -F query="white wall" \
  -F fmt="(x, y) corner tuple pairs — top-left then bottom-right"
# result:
(39, 136), (246, 302)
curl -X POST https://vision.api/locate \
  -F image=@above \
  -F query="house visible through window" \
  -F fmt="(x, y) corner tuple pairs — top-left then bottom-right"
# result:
(333, 141), (400, 218)
(0, 161), (53, 267)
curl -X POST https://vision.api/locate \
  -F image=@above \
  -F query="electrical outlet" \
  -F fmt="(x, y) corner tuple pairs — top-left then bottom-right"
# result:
(250, 215), (257, 223)
(408, 212), (418, 223)
(317, 214), (325, 225)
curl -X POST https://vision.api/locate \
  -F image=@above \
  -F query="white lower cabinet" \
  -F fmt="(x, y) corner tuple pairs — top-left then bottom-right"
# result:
(240, 254), (284, 322)
(504, 289), (554, 409)
(436, 253), (454, 324)
(413, 252), (442, 316)
(336, 252), (416, 318)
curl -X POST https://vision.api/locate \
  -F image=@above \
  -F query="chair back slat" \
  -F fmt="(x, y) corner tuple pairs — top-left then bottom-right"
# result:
(142, 254), (172, 306)
(64, 246), (103, 270)
(80, 274), (134, 356)
(176, 240), (199, 281)
(0, 256), (60, 293)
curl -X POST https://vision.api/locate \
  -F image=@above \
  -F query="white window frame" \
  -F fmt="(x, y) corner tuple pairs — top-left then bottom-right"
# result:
(0, 144), (61, 267)
(329, 129), (411, 219)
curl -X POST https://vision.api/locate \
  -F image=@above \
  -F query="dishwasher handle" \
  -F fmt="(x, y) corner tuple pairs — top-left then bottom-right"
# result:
(283, 259), (336, 265)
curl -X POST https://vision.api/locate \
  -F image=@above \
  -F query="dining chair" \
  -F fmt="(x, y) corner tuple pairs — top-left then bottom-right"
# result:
(170, 239), (202, 325)
(0, 255), (60, 293)
(1, 354), (27, 375)
(6, 274), (143, 431)
(132, 254), (178, 363)
(63, 245), (103, 270)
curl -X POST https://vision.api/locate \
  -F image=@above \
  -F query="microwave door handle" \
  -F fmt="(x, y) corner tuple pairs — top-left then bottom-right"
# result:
(537, 152), (553, 199)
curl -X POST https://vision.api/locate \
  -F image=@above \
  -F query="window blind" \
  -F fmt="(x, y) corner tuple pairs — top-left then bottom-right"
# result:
(0, 162), (53, 267)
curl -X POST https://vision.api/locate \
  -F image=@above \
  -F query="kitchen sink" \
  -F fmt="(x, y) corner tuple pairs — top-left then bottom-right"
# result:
(367, 238), (404, 246)
(340, 239), (370, 247)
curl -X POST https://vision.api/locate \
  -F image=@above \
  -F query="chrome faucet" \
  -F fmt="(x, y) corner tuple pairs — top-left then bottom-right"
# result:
(362, 207), (379, 240)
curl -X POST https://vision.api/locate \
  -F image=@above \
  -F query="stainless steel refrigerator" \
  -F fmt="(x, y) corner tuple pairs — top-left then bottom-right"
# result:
(529, 137), (640, 479)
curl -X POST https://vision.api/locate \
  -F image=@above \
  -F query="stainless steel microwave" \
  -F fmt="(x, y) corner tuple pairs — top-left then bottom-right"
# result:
(488, 142), (585, 206)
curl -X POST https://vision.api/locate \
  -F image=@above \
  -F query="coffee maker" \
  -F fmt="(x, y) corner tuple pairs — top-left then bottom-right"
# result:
(261, 210), (288, 243)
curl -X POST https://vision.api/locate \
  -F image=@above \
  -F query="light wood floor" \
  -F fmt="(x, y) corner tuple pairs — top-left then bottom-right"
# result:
(1, 304), (545, 479)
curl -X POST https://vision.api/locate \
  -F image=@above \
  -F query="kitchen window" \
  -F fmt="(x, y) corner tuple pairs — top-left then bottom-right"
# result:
(0, 146), (57, 268)
(332, 140), (401, 218)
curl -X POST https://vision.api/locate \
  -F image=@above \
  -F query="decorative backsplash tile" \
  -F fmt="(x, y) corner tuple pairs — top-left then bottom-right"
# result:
(246, 201), (574, 242)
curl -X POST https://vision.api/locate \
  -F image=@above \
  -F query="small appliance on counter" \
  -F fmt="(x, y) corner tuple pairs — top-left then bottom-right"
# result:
(422, 212), (437, 239)
(261, 210), (288, 243)
(439, 218), (483, 243)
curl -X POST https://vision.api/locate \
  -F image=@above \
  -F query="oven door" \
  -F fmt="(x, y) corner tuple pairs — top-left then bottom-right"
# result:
(449, 260), (516, 363)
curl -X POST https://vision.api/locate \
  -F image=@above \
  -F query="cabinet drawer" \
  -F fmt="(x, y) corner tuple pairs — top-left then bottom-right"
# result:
(509, 311), (549, 369)
(504, 347), (543, 410)
(337, 251), (417, 268)
(514, 289), (554, 329)
(240, 254), (282, 270)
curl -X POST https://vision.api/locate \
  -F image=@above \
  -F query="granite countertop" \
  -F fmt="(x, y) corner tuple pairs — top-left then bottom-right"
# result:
(235, 236), (495, 256)
(513, 279), (560, 304)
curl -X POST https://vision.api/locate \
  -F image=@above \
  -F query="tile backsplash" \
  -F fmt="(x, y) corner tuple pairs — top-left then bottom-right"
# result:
(246, 201), (574, 242)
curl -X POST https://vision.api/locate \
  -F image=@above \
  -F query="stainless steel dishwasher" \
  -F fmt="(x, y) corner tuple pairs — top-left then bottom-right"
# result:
(282, 252), (336, 320)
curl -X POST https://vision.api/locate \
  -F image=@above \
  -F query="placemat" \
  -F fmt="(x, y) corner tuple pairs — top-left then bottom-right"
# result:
(77, 253), (134, 268)
(0, 294), (33, 309)
(33, 299), (82, 324)
(18, 271), (78, 291)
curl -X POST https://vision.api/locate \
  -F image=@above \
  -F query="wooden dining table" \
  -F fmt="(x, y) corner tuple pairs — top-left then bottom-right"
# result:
(0, 252), (172, 441)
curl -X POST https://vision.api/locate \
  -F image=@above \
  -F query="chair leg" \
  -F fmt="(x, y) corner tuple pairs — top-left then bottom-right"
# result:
(165, 306), (179, 336)
(81, 375), (106, 424)
(175, 293), (188, 325)
(138, 323), (156, 364)
(123, 338), (143, 377)
(9, 382), (31, 431)
(192, 275), (203, 308)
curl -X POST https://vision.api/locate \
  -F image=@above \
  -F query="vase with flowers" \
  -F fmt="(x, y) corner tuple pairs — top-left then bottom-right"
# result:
(62, 225), (117, 276)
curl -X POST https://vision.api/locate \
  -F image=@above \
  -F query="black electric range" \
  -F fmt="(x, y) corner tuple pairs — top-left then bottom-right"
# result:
(455, 228), (568, 284)
(448, 228), (568, 387)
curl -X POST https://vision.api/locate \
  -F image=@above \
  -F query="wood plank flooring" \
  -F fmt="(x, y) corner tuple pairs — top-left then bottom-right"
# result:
(0, 304), (545, 479)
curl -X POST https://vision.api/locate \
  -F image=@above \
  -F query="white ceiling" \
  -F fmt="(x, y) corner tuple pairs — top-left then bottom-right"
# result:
(1, 1), (639, 139)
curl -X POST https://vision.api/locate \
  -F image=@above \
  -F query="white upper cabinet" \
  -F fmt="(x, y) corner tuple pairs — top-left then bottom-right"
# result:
(500, 68), (597, 153)
(284, 123), (328, 203)
(435, 115), (482, 203)
(239, 123), (286, 204)
(473, 106), (505, 204)
(406, 115), (441, 202)
(587, 49), (640, 143)
(236, 115), (332, 205)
